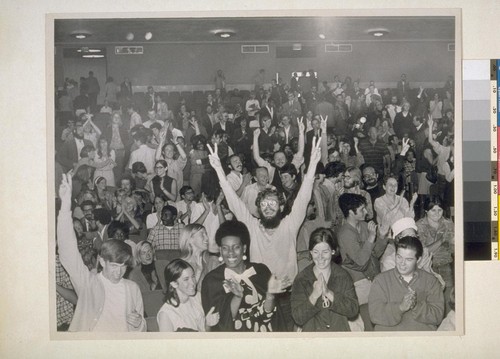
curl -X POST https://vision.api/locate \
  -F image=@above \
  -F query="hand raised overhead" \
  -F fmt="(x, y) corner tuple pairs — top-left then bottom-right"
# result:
(206, 143), (222, 170)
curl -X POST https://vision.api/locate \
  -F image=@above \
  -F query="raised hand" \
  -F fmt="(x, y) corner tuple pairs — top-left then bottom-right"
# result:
(298, 117), (305, 133)
(308, 135), (322, 167)
(59, 172), (73, 204)
(400, 137), (410, 156)
(215, 190), (225, 206)
(253, 128), (261, 138)
(206, 143), (222, 170)
(319, 115), (328, 132)
(205, 306), (220, 327)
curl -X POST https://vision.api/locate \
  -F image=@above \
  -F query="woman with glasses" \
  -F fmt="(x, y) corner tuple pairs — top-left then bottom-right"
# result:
(146, 159), (177, 203)
(291, 228), (359, 331)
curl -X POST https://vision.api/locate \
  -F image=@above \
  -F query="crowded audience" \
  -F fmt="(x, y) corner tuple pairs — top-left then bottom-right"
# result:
(55, 69), (455, 332)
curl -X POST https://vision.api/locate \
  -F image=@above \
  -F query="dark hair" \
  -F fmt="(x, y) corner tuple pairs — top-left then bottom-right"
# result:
(226, 154), (241, 168)
(308, 227), (341, 264)
(279, 163), (298, 177)
(255, 188), (286, 209)
(107, 220), (130, 239)
(179, 185), (194, 198)
(190, 134), (207, 147)
(395, 236), (424, 260)
(155, 159), (168, 170)
(161, 204), (178, 218)
(214, 220), (251, 250)
(324, 162), (346, 179)
(93, 208), (112, 225)
(97, 137), (111, 159)
(338, 193), (367, 218)
(80, 200), (95, 209)
(80, 144), (95, 159)
(131, 161), (147, 174)
(150, 122), (162, 131)
(424, 196), (444, 212)
(99, 239), (133, 265)
(120, 175), (136, 190)
(133, 131), (147, 144)
(163, 259), (194, 308)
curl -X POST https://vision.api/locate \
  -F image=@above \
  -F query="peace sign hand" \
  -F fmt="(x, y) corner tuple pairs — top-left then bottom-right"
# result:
(309, 135), (323, 167)
(319, 115), (328, 132)
(206, 143), (222, 170)
(297, 117), (305, 133)
(400, 137), (410, 156)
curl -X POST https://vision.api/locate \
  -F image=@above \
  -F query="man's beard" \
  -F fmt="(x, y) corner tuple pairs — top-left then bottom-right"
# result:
(259, 210), (282, 229)
(364, 179), (378, 188)
(344, 179), (359, 190)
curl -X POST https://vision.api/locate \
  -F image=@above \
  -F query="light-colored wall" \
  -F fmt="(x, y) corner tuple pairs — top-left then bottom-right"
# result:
(56, 40), (454, 90)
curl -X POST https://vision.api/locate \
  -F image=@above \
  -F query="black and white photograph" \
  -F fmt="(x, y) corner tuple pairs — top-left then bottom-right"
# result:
(49, 11), (462, 336)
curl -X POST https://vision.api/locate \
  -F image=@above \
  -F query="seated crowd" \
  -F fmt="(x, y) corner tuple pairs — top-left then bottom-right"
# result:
(55, 71), (455, 332)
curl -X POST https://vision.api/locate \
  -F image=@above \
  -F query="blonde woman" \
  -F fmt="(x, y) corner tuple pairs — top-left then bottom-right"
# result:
(179, 224), (218, 290)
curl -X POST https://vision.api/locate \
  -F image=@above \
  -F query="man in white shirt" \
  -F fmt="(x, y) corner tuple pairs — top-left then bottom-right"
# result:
(127, 104), (142, 130)
(57, 173), (146, 332)
(142, 109), (163, 129)
(226, 154), (252, 197)
(128, 131), (156, 174)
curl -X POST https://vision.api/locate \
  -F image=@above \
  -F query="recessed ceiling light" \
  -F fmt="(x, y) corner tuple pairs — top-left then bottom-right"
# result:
(319, 34), (326, 39)
(145, 32), (153, 40)
(126, 32), (134, 41)
(212, 29), (236, 38)
(367, 29), (389, 37)
(70, 31), (91, 39)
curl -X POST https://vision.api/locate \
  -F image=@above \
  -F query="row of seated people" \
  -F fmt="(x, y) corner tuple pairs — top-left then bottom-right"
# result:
(56, 121), (454, 332)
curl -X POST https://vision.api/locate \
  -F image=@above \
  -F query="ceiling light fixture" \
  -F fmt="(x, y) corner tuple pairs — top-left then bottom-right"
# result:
(212, 29), (236, 39)
(145, 32), (153, 40)
(126, 32), (134, 41)
(367, 29), (389, 37)
(292, 43), (302, 51)
(319, 34), (326, 39)
(70, 31), (91, 39)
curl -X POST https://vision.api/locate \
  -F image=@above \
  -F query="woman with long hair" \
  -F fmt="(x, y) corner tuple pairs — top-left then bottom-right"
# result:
(155, 131), (187, 195)
(291, 228), (359, 331)
(157, 259), (220, 332)
(93, 176), (113, 211)
(93, 137), (116, 188)
(127, 241), (159, 293)
(179, 224), (218, 290)
(374, 175), (417, 229)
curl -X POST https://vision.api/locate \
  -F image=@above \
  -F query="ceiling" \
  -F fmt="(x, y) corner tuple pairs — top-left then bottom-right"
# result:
(54, 16), (455, 45)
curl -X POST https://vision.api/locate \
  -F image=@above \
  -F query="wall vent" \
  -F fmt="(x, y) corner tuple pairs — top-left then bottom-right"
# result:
(325, 43), (353, 53)
(115, 46), (144, 55)
(241, 45), (269, 54)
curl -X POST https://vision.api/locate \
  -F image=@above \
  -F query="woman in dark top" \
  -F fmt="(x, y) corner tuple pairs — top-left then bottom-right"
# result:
(201, 220), (291, 332)
(148, 159), (177, 203)
(128, 241), (159, 295)
(291, 228), (359, 331)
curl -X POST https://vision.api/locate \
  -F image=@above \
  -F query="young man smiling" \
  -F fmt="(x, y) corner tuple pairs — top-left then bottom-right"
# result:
(57, 173), (146, 332)
(368, 236), (444, 331)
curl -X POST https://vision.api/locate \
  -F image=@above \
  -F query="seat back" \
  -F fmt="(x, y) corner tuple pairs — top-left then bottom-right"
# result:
(142, 289), (165, 318)
(154, 249), (182, 291)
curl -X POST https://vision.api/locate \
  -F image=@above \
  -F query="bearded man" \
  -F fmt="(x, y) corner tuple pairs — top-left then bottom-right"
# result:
(207, 136), (323, 331)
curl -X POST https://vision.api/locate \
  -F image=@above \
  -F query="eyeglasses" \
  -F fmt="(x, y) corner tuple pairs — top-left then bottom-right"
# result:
(259, 200), (279, 209)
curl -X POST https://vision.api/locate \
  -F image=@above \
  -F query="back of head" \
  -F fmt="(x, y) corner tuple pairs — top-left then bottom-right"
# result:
(93, 208), (112, 226)
(99, 239), (133, 266)
(324, 161), (346, 179)
(338, 193), (366, 218)
(131, 161), (147, 175)
(279, 163), (298, 177)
